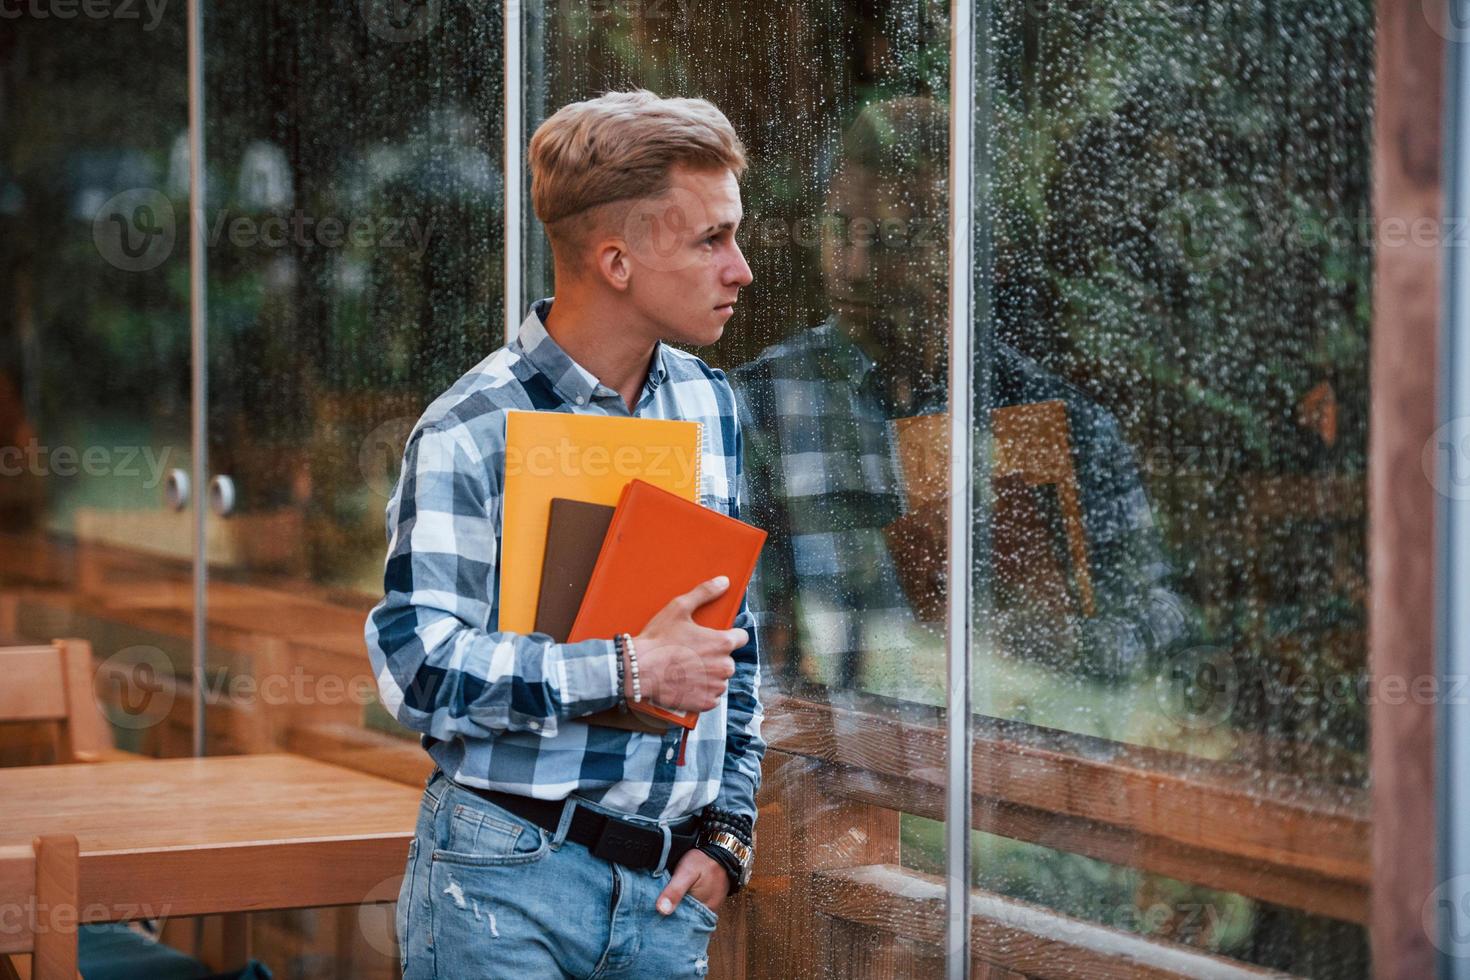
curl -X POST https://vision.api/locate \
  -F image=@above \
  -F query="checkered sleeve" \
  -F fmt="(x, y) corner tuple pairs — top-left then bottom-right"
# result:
(731, 365), (797, 641)
(710, 417), (766, 826)
(1071, 407), (1192, 674)
(364, 420), (622, 740)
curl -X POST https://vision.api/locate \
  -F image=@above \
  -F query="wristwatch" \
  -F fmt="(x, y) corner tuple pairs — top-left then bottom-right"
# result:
(698, 828), (755, 893)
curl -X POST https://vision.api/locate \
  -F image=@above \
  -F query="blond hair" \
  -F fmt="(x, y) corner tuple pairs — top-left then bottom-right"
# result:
(529, 90), (747, 258)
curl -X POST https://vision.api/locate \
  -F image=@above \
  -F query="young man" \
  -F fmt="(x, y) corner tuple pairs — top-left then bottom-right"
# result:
(366, 91), (763, 979)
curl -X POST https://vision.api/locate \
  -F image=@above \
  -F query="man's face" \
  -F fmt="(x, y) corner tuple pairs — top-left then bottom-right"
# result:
(819, 163), (947, 358)
(623, 165), (753, 348)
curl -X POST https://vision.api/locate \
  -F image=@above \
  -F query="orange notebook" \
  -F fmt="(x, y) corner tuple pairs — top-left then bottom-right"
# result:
(498, 410), (703, 634)
(568, 479), (767, 730)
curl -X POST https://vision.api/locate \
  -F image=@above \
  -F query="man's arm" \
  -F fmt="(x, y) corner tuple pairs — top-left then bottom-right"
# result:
(364, 420), (622, 740)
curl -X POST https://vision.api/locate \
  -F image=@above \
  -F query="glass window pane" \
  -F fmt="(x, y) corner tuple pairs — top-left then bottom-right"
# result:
(971, 0), (1372, 974)
(527, 1), (958, 972)
(0, 5), (196, 760)
(198, 2), (504, 971)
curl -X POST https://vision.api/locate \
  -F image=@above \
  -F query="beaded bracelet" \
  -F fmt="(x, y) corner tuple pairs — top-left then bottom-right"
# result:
(621, 632), (641, 703)
(614, 635), (627, 702)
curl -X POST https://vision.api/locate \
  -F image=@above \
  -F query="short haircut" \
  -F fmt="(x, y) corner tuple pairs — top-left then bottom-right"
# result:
(528, 90), (747, 260)
(832, 95), (948, 187)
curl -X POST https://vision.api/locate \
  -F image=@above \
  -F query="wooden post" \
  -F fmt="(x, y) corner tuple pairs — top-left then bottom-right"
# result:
(1371, 0), (1445, 974)
(742, 750), (902, 980)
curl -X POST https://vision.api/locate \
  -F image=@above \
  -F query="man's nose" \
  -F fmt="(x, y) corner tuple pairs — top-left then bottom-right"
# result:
(725, 241), (754, 287)
(843, 240), (872, 283)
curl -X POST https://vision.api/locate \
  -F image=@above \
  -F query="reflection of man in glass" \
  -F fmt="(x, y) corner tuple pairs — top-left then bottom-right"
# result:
(732, 96), (1189, 694)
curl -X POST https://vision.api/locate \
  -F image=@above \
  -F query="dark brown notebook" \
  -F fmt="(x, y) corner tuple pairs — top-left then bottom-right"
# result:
(534, 497), (668, 734)
(535, 498), (616, 643)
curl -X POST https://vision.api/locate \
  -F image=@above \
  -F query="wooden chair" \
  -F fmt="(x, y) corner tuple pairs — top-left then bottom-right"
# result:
(0, 835), (82, 980)
(0, 640), (136, 766)
(886, 402), (1097, 622)
(0, 643), (253, 979)
(991, 400), (1097, 616)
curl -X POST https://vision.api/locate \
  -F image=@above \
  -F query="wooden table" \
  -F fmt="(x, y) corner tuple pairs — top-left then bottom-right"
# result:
(0, 753), (421, 971)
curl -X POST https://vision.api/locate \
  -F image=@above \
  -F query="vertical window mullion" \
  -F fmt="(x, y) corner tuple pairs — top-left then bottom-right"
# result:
(946, 1), (978, 977)
(504, 0), (523, 345)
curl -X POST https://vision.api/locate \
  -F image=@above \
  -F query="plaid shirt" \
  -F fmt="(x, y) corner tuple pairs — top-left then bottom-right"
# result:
(731, 319), (1189, 689)
(365, 299), (764, 825)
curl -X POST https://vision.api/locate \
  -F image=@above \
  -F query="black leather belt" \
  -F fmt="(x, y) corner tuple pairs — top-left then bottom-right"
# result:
(463, 784), (700, 874)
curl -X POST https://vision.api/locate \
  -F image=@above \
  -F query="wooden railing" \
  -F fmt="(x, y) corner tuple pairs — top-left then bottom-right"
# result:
(0, 530), (1370, 978)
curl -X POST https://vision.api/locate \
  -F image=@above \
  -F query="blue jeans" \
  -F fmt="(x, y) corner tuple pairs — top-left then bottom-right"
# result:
(396, 769), (718, 979)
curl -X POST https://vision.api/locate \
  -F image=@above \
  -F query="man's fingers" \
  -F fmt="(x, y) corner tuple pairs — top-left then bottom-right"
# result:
(656, 861), (700, 915)
(723, 627), (749, 651)
(679, 575), (730, 613)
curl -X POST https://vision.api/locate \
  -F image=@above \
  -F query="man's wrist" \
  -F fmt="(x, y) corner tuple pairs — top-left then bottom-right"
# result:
(696, 843), (742, 895)
(697, 807), (755, 894)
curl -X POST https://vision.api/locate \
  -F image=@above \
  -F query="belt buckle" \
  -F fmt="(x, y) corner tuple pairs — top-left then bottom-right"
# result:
(591, 817), (663, 871)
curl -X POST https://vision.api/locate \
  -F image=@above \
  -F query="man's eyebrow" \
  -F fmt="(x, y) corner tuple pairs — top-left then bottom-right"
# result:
(699, 217), (742, 235)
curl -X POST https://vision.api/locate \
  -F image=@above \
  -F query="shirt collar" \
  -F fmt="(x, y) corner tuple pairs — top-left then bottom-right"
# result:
(516, 298), (671, 406)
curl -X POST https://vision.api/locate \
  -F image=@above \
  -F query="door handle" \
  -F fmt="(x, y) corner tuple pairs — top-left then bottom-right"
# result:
(164, 469), (190, 512)
(208, 475), (237, 517)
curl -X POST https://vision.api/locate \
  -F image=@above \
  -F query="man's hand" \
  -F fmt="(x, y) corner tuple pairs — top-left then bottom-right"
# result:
(656, 847), (729, 917)
(633, 576), (748, 713)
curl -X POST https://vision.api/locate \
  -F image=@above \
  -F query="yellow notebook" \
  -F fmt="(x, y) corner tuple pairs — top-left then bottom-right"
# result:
(498, 410), (703, 634)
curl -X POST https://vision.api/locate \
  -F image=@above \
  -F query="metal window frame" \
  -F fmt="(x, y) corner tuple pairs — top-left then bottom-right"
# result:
(947, 0), (979, 977)
(186, 0), (208, 759)
(1439, 13), (1470, 976)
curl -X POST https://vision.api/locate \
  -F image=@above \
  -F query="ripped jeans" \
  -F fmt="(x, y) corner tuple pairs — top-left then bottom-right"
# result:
(396, 768), (717, 979)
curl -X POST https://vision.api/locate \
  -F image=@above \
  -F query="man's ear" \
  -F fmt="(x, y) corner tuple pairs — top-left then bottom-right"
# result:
(595, 238), (633, 292)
